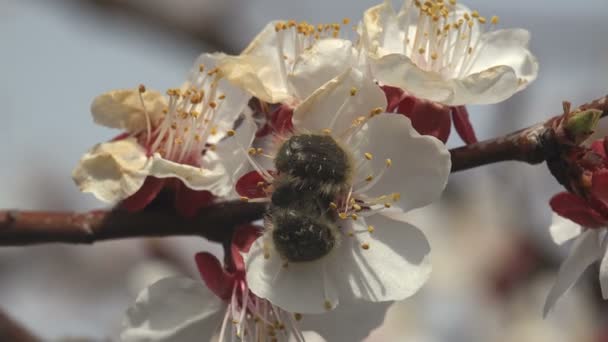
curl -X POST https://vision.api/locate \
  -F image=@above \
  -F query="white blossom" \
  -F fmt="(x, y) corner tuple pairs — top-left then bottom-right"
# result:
(361, 0), (538, 105)
(73, 53), (254, 203)
(217, 21), (361, 106)
(544, 214), (608, 316)
(121, 276), (389, 342)
(244, 68), (451, 314)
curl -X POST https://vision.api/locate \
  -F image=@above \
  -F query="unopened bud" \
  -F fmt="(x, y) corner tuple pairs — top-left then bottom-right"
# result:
(564, 109), (602, 144)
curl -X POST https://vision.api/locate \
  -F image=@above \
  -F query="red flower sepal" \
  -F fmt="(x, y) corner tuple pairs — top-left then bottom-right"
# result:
(195, 225), (262, 301)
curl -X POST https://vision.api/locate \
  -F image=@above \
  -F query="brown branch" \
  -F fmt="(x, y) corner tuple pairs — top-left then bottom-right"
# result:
(1, 95), (607, 246)
(450, 94), (608, 172)
(0, 201), (266, 246)
(0, 309), (39, 342)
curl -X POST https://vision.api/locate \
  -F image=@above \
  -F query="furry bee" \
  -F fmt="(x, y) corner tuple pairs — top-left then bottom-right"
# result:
(268, 133), (353, 263)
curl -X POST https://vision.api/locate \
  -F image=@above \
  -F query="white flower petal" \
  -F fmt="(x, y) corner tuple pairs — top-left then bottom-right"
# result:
(299, 299), (391, 342)
(292, 331), (325, 342)
(544, 230), (603, 316)
(351, 114), (450, 212)
(549, 214), (583, 245)
(328, 213), (431, 303)
(288, 38), (357, 101)
(364, 2), (536, 106)
(361, 0), (407, 55)
(245, 236), (340, 314)
(91, 89), (166, 132)
(292, 68), (387, 136)
(72, 138), (150, 203)
(190, 53), (251, 134)
(121, 276), (224, 342)
(217, 22), (292, 103)
(148, 154), (227, 195)
(204, 116), (258, 198)
(600, 247), (608, 299)
(447, 65), (521, 105)
(467, 29), (539, 88)
(370, 53), (454, 103)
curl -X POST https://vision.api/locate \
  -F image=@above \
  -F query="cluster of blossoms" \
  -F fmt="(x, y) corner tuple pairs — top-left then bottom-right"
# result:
(73, 0), (540, 340)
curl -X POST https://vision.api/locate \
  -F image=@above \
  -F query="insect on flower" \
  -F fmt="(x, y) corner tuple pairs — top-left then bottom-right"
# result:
(236, 68), (451, 314)
(269, 133), (352, 262)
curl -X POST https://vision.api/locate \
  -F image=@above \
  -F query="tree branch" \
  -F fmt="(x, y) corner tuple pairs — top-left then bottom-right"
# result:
(1, 95), (607, 246)
(450, 94), (608, 172)
(0, 309), (39, 342)
(0, 201), (266, 246)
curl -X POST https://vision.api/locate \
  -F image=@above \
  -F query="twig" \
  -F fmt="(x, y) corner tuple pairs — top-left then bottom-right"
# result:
(1, 96), (607, 246)
(0, 201), (266, 246)
(0, 309), (39, 342)
(450, 95), (608, 172)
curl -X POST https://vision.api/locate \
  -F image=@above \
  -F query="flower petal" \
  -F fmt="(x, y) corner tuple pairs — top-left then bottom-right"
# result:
(217, 22), (292, 103)
(351, 114), (451, 212)
(91, 89), (166, 132)
(328, 213), (431, 303)
(121, 276), (224, 342)
(466, 29), (539, 90)
(204, 116), (259, 199)
(370, 53), (454, 103)
(292, 68), (387, 136)
(549, 213), (583, 245)
(297, 299), (391, 342)
(147, 154), (227, 195)
(245, 236), (340, 314)
(543, 230), (603, 316)
(600, 244), (608, 299)
(371, 54), (526, 106)
(447, 65), (521, 105)
(190, 53), (251, 135)
(72, 138), (150, 203)
(288, 38), (357, 101)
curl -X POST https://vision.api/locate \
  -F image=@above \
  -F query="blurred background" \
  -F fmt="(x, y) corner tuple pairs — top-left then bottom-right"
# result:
(1, 0), (607, 340)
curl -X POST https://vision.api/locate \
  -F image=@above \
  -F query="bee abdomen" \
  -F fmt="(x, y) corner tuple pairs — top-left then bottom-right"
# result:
(271, 209), (336, 262)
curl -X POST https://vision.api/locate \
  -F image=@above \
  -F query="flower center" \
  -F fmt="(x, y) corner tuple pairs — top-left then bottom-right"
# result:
(397, 0), (499, 78)
(138, 65), (227, 164)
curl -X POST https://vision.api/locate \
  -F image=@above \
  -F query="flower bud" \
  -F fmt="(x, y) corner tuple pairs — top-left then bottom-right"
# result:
(563, 109), (602, 144)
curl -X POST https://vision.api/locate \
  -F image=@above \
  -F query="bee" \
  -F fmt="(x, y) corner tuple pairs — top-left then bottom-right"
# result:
(268, 133), (353, 263)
